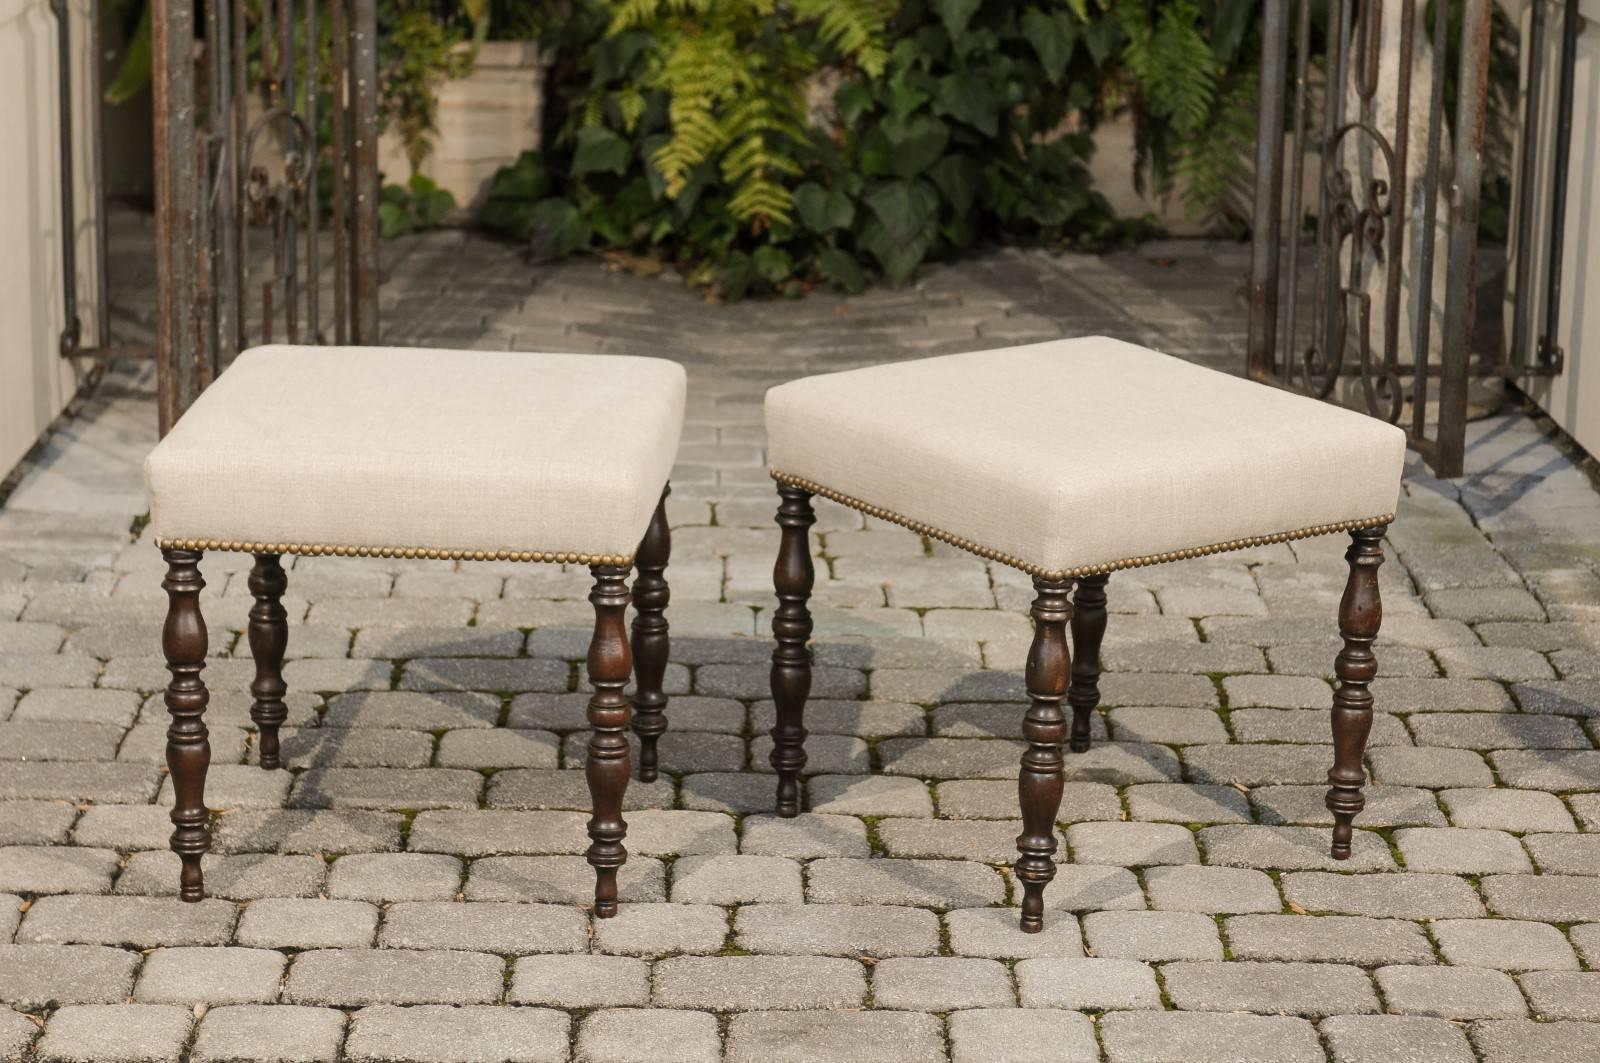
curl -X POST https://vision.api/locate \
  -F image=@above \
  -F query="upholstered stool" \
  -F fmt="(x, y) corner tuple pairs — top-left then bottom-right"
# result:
(763, 337), (1406, 932)
(143, 345), (686, 915)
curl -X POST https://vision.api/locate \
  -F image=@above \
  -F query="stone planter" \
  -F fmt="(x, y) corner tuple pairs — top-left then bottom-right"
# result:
(380, 41), (549, 213)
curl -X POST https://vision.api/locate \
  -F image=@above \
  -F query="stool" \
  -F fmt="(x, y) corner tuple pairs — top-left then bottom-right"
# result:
(142, 345), (686, 915)
(762, 338), (1406, 931)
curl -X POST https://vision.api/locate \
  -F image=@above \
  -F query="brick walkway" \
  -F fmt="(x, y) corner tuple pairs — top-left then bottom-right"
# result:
(2, 217), (1600, 1062)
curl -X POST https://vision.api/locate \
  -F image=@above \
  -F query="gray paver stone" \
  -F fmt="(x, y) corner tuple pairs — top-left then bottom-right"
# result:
(1198, 825), (1395, 871)
(944, 906), (1083, 959)
(509, 954), (650, 1007)
(284, 948), (505, 1005)
(1067, 822), (1198, 866)
(18, 895), (237, 947)
(1368, 748), (1493, 788)
(235, 899), (378, 949)
(406, 810), (586, 857)
(212, 810), (404, 855)
(0, 1012), (36, 1063)
(344, 1005), (567, 1063)
(575, 1009), (721, 1063)
(808, 775), (935, 817)
(1320, 1015), (1476, 1063)
(1016, 957), (1161, 1010)
(735, 903), (939, 957)
(379, 901), (587, 954)
(134, 946), (287, 1004)
(652, 955), (866, 1010)
(1395, 828), (1533, 874)
(1161, 960), (1379, 1017)
(0, 801), (77, 845)
(806, 857), (1005, 907)
(1144, 865), (1280, 914)
(327, 854), (463, 902)
(724, 1011), (943, 1063)
(464, 855), (665, 904)
(192, 1005), (347, 1063)
(1099, 1011), (1324, 1063)
(949, 1010), (1098, 1063)
(1038, 864), (1146, 912)
(670, 854), (802, 904)
(1281, 872), (1485, 918)
(116, 852), (327, 900)
(871, 956), (1014, 1009)
(36, 1005), (191, 1063)
(0, 943), (139, 1006)
(1481, 874), (1600, 922)
(1441, 788), (1577, 832)
(1225, 914), (1434, 965)
(1083, 910), (1222, 961)
(1431, 918), (1579, 971)
(590, 902), (729, 957)
(1519, 971), (1600, 1021)
(738, 813), (870, 858)
(1375, 964), (1527, 1019)
(1124, 783), (1252, 824)
(0, 845), (119, 894)
(1471, 1020), (1600, 1063)
(1525, 833), (1600, 876)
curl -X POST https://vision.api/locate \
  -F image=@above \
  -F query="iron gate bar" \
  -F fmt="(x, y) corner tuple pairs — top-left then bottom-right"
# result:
(153, 0), (380, 436)
(1247, 0), (1506, 479)
(1537, 0), (1579, 371)
(1433, 0), (1493, 477)
(53, 0), (147, 360)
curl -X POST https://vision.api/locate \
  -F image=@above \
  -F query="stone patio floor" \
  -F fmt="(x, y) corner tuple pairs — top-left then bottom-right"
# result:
(3, 218), (1600, 1062)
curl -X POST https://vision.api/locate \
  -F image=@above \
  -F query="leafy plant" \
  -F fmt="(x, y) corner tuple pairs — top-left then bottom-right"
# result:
(480, 0), (1148, 297)
(378, 0), (491, 175)
(379, 173), (457, 238)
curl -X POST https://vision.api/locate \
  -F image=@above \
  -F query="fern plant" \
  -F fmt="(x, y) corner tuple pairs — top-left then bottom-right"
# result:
(1108, 0), (1262, 226)
(608, 0), (894, 229)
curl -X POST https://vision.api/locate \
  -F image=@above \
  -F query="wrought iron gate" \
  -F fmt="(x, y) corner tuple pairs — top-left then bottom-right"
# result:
(150, 0), (382, 433)
(1246, 0), (1574, 478)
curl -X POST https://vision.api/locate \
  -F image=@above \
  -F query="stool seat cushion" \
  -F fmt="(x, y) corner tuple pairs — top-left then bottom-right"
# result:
(144, 345), (686, 561)
(765, 338), (1405, 577)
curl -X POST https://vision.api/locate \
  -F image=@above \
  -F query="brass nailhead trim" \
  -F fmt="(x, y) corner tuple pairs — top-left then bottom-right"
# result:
(771, 470), (1393, 581)
(153, 538), (634, 566)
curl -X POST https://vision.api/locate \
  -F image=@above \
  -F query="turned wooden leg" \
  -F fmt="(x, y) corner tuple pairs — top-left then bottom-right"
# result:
(162, 548), (211, 902)
(585, 564), (633, 918)
(1328, 525), (1386, 859)
(1017, 577), (1071, 933)
(1067, 573), (1108, 753)
(631, 487), (671, 783)
(248, 553), (289, 770)
(769, 485), (815, 818)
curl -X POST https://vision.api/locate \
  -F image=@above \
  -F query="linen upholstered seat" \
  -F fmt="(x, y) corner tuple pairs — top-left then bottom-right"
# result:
(765, 337), (1406, 579)
(142, 344), (685, 919)
(145, 345), (686, 563)
(760, 337), (1407, 935)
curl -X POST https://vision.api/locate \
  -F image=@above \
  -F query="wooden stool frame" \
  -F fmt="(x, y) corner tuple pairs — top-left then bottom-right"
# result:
(768, 486), (1388, 932)
(159, 487), (674, 915)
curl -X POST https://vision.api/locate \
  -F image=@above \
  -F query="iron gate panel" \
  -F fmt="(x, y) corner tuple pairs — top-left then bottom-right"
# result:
(1244, 0), (1569, 479)
(152, 0), (380, 434)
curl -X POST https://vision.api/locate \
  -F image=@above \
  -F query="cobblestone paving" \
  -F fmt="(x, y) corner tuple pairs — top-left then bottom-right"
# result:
(3, 217), (1600, 1061)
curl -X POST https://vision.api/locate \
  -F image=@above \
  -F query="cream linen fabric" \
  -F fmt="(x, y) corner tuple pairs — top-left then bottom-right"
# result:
(144, 345), (686, 558)
(765, 337), (1406, 575)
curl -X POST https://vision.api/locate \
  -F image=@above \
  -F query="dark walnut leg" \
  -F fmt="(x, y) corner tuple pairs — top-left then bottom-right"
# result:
(769, 485), (816, 818)
(1067, 573), (1109, 753)
(1327, 525), (1386, 859)
(1017, 577), (1072, 933)
(585, 564), (634, 918)
(162, 548), (212, 902)
(631, 487), (672, 783)
(247, 553), (290, 770)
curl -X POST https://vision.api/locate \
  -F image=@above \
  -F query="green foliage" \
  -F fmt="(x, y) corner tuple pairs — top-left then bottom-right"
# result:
(480, 0), (1148, 297)
(609, 0), (895, 228)
(1110, 0), (1262, 227)
(379, 174), (457, 238)
(378, 0), (487, 175)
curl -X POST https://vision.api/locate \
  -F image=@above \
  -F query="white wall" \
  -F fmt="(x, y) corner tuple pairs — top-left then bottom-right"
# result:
(0, 0), (98, 475)
(1507, 0), (1600, 456)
